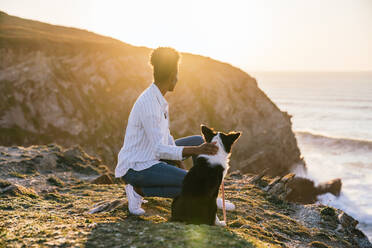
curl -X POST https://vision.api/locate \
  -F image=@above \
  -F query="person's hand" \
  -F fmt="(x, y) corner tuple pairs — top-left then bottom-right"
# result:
(197, 142), (219, 155)
(173, 160), (187, 170)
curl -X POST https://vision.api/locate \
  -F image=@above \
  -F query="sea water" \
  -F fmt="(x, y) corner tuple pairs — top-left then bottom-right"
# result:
(253, 71), (372, 241)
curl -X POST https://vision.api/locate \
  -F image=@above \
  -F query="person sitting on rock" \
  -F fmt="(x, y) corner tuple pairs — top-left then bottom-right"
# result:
(115, 47), (235, 215)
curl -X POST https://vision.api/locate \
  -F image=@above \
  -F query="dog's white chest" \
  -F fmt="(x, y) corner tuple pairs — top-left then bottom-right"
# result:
(199, 134), (230, 177)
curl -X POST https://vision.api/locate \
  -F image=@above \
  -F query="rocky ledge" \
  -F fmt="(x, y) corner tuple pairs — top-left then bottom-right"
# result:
(0, 144), (371, 248)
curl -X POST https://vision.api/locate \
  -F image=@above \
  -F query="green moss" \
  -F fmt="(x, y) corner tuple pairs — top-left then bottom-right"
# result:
(314, 232), (331, 241)
(85, 221), (255, 248)
(0, 180), (11, 188)
(9, 171), (27, 179)
(266, 195), (284, 206)
(0, 204), (14, 210)
(43, 193), (70, 203)
(47, 176), (64, 187)
(309, 241), (330, 248)
(320, 207), (338, 224)
(320, 207), (336, 217)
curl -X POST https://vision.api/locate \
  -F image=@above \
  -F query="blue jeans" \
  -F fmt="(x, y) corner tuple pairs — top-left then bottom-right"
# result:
(122, 135), (204, 198)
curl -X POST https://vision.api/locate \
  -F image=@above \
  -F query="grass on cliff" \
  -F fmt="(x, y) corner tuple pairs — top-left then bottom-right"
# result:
(0, 182), (254, 248)
(0, 174), (352, 248)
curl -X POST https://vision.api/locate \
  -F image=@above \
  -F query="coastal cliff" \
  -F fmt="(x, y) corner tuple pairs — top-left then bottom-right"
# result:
(0, 11), (302, 176)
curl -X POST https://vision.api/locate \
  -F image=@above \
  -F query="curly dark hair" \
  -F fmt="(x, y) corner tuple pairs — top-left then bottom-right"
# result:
(150, 47), (180, 83)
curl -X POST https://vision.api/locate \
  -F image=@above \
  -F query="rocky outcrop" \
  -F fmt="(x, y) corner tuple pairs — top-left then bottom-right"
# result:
(0, 144), (109, 193)
(262, 174), (342, 204)
(0, 11), (302, 176)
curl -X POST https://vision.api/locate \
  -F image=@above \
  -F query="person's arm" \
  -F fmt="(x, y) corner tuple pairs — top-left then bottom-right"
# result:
(140, 100), (218, 160)
(167, 132), (218, 157)
(140, 101), (183, 161)
(182, 142), (218, 157)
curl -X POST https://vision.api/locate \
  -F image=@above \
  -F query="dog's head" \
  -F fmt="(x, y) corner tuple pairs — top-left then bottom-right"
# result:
(201, 125), (241, 154)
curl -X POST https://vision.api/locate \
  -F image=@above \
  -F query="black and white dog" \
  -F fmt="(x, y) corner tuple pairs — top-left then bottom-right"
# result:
(171, 125), (241, 225)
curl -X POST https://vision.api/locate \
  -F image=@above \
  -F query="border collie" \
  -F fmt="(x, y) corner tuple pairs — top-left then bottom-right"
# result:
(171, 125), (241, 225)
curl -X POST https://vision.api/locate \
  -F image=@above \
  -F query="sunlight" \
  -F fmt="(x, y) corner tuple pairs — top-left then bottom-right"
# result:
(1, 0), (371, 71)
(88, 0), (274, 69)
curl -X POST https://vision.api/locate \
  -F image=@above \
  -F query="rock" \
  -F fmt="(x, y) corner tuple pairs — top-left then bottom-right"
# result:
(261, 174), (343, 204)
(317, 178), (342, 197)
(285, 177), (342, 204)
(285, 177), (318, 204)
(264, 176), (283, 191)
(88, 200), (126, 214)
(338, 211), (358, 230)
(0, 179), (11, 188)
(0, 12), (302, 177)
(246, 168), (268, 184)
(0, 145), (114, 196)
(0, 183), (38, 198)
(47, 176), (64, 187)
(350, 229), (372, 248)
(91, 174), (114, 185)
(228, 170), (243, 180)
(63, 147), (85, 162)
(320, 207), (336, 217)
(309, 241), (330, 248)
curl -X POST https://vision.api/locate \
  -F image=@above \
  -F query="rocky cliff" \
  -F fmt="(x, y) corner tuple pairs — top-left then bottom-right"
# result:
(0, 11), (302, 175)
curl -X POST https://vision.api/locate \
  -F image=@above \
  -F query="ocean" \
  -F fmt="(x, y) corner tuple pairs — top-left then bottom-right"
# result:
(253, 71), (372, 241)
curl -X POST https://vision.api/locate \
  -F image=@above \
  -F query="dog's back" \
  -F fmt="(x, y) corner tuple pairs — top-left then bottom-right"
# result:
(171, 125), (241, 226)
(171, 157), (223, 225)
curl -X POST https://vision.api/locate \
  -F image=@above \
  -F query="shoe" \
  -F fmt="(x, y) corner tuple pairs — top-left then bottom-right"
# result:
(125, 184), (145, 215)
(215, 215), (226, 226)
(217, 198), (235, 211)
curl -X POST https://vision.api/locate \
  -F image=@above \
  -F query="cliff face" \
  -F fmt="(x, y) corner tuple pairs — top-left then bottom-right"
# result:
(0, 11), (302, 175)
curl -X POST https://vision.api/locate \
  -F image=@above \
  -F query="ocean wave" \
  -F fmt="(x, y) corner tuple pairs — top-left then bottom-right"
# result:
(295, 131), (372, 151)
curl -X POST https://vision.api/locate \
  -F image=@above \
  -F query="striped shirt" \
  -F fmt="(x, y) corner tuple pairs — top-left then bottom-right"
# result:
(115, 83), (184, 178)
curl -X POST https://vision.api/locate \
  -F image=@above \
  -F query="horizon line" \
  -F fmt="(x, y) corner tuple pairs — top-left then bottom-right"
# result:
(248, 70), (372, 73)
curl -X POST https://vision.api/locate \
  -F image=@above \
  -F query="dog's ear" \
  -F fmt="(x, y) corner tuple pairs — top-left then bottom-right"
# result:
(201, 125), (216, 143)
(220, 131), (242, 153)
(228, 132), (241, 144)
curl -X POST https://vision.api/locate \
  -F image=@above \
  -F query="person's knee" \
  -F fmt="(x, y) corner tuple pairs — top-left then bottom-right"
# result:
(175, 135), (204, 147)
(187, 135), (203, 146)
(195, 135), (204, 145)
(122, 169), (139, 186)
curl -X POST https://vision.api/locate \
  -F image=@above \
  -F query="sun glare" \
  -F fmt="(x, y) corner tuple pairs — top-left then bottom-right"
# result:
(0, 0), (371, 71)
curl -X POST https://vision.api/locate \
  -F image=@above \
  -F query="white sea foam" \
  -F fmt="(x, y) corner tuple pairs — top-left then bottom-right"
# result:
(256, 71), (372, 241)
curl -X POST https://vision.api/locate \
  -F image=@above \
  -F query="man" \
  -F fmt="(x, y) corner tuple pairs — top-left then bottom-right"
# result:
(115, 47), (234, 215)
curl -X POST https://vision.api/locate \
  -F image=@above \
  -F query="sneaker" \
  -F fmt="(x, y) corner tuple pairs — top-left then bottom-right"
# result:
(217, 198), (235, 211)
(215, 215), (226, 226)
(125, 184), (145, 215)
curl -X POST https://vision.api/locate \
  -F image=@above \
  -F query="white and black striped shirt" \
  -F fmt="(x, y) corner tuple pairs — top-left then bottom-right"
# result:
(115, 83), (184, 178)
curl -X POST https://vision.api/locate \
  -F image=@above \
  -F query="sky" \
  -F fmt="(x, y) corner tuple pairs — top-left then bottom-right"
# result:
(1, 0), (371, 72)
